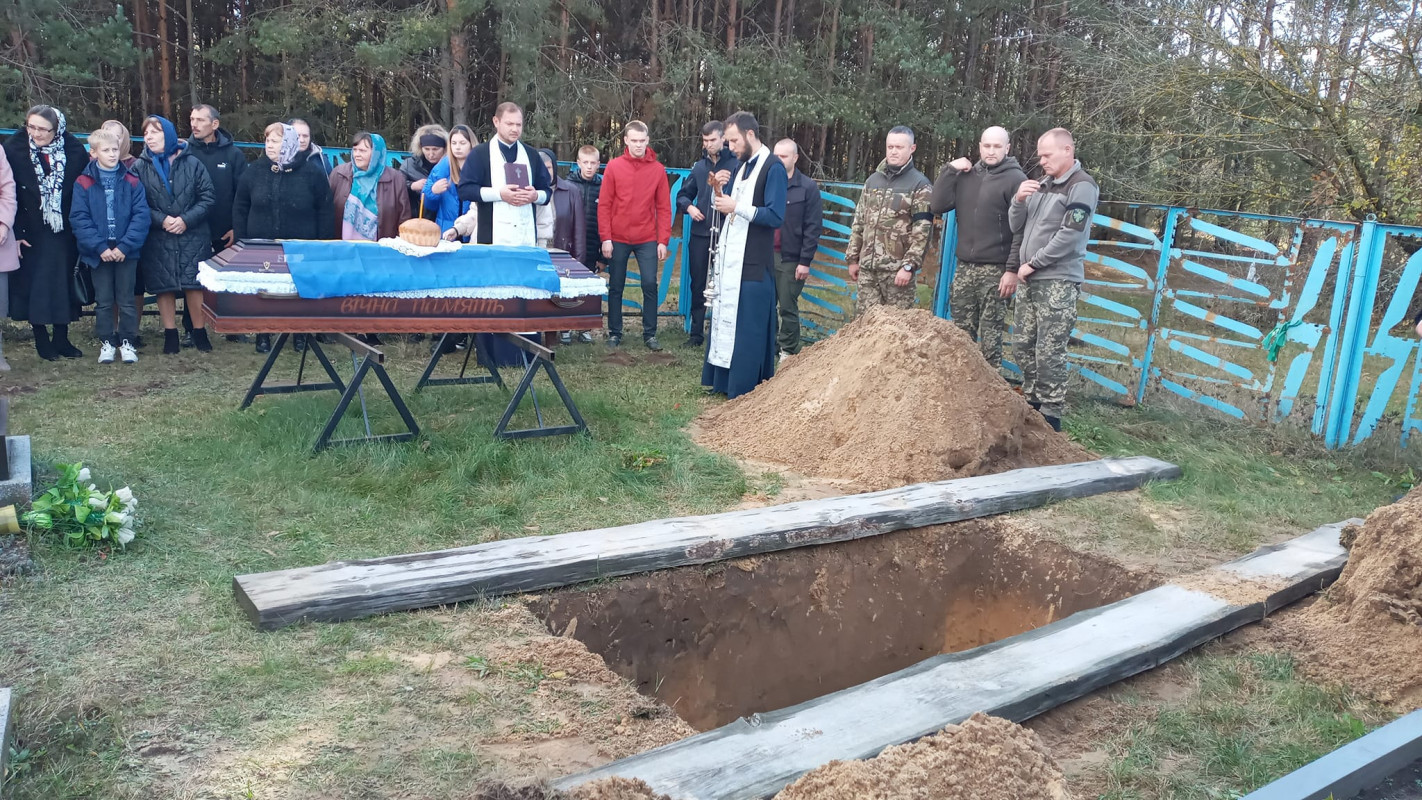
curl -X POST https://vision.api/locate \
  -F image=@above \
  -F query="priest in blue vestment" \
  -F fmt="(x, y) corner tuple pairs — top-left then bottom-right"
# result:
(702, 111), (786, 398)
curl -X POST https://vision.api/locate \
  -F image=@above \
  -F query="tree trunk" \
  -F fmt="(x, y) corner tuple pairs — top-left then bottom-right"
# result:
(134, 0), (152, 113)
(158, 0), (172, 117)
(450, 0), (470, 124)
(186, 0), (199, 108)
(651, 0), (660, 76)
(727, 0), (737, 51)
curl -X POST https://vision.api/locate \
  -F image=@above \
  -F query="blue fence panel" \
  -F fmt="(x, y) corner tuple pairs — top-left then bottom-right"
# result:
(1327, 223), (1422, 447)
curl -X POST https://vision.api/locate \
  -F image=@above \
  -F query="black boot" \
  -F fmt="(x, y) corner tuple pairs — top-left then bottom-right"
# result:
(192, 328), (212, 352)
(52, 324), (83, 359)
(163, 328), (181, 354)
(1043, 415), (1063, 433)
(32, 325), (58, 361)
(293, 333), (308, 352)
(255, 334), (272, 354)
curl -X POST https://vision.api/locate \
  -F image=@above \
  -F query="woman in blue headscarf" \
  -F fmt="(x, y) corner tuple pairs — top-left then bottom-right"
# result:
(133, 114), (216, 354)
(329, 132), (409, 241)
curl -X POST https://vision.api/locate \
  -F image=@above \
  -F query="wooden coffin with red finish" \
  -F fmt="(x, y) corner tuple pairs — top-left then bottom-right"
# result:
(201, 240), (605, 334)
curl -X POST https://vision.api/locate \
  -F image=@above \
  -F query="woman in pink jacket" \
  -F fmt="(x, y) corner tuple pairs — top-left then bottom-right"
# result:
(0, 146), (19, 370)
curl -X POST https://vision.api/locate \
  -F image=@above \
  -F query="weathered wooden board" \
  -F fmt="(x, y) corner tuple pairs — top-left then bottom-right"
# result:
(554, 520), (1356, 799)
(1241, 708), (1422, 800)
(234, 456), (1180, 630)
(0, 687), (13, 791)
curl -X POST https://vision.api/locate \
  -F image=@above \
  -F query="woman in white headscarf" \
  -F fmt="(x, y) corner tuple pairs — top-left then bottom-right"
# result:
(2, 105), (90, 360)
(234, 122), (332, 353)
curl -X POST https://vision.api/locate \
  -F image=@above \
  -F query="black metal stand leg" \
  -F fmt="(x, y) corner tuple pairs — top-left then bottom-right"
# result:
(305, 339), (349, 389)
(492, 345), (589, 440)
(239, 333), (347, 410)
(415, 333), (503, 391)
(312, 355), (420, 453)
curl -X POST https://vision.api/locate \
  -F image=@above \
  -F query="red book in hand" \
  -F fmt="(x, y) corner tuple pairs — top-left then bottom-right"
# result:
(504, 162), (530, 188)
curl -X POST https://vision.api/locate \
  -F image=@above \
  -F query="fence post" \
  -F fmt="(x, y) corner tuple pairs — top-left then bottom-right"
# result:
(933, 211), (958, 320)
(1325, 217), (1383, 448)
(1134, 207), (1183, 404)
(679, 214), (692, 332)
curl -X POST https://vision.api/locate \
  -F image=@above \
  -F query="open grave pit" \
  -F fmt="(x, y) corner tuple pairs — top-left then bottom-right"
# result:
(528, 519), (1155, 731)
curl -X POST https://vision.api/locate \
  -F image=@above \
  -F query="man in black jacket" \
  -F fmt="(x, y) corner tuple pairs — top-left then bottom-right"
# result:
(675, 121), (741, 347)
(931, 125), (1028, 369)
(188, 103), (248, 342)
(564, 145), (604, 344)
(774, 138), (823, 358)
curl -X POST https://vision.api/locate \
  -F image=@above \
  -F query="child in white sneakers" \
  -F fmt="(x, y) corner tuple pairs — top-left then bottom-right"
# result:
(70, 128), (150, 363)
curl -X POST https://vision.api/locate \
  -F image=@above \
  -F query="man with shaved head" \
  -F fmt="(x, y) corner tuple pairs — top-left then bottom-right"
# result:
(1009, 127), (1099, 432)
(931, 125), (1028, 369)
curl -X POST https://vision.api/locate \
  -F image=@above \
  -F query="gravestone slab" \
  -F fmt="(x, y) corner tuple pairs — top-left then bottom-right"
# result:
(0, 687), (13, 790)
(0, 435), (32, 508)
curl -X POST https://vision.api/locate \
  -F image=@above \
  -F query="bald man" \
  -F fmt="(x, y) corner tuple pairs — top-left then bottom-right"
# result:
(1009, 127), (1099, 432)
(773, 138), (823, 358)
(931, 126), (1028, 369)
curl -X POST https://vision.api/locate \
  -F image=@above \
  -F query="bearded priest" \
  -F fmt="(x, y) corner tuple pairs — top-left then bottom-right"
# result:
(701, 111), (787, 399)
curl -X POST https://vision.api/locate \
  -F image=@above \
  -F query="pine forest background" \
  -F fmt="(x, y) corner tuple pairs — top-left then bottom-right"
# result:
(3, 0), (1421, 223)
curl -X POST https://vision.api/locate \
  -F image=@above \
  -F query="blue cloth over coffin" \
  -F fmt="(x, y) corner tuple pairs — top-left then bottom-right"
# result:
(281, 241), (559, 299)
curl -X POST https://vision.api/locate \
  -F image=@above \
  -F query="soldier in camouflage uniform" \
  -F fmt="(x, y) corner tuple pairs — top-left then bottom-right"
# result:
(1009, 128), (1099, 431)
(845, 126), (934, 317)
(931, 126), (1028, 369)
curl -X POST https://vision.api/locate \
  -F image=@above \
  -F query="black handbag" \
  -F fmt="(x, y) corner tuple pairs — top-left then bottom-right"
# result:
(72, 261), (95, 306)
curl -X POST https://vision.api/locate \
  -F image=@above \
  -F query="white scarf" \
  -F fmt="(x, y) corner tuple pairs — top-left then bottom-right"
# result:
(29, 109), (68, 233)
(487, 139), (535, 246)
(707, 144), (771, 369)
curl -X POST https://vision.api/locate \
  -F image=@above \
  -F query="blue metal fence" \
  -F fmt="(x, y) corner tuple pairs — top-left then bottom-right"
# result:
(12, 127), (1420, 447)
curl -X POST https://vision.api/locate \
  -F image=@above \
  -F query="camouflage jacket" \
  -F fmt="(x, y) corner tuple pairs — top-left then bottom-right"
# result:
(845, 160), (934, 273)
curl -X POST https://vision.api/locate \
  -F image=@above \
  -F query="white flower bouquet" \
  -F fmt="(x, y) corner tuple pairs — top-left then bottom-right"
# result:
(21, 463), (140, 549)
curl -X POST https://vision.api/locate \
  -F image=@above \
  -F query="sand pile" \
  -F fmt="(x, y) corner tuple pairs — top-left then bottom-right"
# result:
(1261, 488), (1422, 707)
(695, 307), (1091, 490)
(772, 712), (1071, 800)
(565, 778), (670, 800)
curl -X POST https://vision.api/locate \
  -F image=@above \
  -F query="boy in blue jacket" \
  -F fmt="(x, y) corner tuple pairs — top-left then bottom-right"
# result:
(71, 128), (150, 364)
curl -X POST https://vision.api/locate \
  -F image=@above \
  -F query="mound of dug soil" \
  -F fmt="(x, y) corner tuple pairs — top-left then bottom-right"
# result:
(773, 712), (1071, 800)
(1261, 488), (1422, 707)
(695, 307), (1092, 490)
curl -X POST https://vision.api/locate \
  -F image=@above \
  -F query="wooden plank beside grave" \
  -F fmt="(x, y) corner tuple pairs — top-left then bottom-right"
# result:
(554, 520), (1356, 800)
(234, 456), (1181, 630)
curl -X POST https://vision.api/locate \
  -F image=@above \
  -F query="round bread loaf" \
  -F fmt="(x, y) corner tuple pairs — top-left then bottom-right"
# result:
(398, 218), (442, 248)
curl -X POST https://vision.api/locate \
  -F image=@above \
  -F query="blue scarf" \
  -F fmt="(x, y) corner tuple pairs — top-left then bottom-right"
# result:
(343, 133), (387, 241)
(143, 115), (183, 194)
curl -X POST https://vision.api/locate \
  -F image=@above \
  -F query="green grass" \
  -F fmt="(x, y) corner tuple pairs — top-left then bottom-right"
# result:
(0, 324), (1415, 799)
(1027, 399), (1411, 562)
(1097, 650), (1393, 800)
(0, 333), (743, 799)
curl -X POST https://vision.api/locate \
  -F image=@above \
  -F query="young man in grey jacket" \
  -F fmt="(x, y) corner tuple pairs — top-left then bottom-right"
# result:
(932, 125), (1027, 368)
(1009, 127), (1099, 432)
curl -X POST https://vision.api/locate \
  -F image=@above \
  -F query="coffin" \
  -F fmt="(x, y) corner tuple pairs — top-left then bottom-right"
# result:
(200, 240), (605, 334)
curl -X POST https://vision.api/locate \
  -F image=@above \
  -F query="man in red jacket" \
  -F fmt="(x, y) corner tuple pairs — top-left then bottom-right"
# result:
(598, 120), (672, 350)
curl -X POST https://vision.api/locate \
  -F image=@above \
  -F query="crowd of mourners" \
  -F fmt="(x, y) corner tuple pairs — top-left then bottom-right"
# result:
(0, 99), (1096, 422)
(0, 103), (659, 365)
